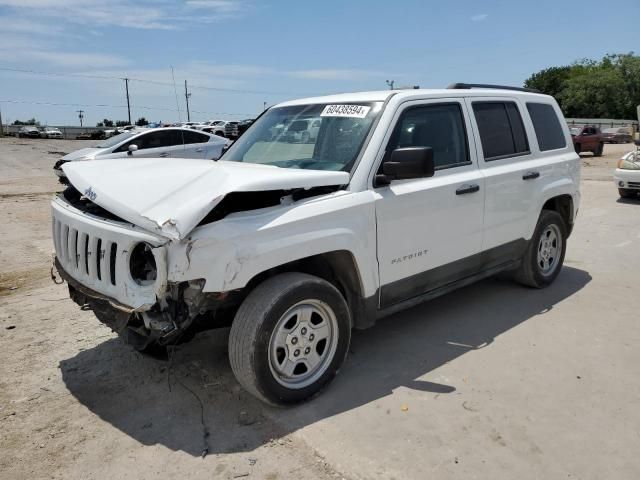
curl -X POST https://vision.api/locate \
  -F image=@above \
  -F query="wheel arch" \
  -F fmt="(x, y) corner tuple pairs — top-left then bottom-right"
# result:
(541, 194), (574, 236)
(241, 250), (371, 329)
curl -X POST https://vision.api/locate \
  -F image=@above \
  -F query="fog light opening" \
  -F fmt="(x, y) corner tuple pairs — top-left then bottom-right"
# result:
(618, 181), (625, 187)
(130, 243), (157, 286)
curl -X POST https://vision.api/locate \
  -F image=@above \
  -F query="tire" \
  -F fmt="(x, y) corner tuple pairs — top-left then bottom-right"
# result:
(215, 131), (225, 138)
(619, 188), (636, 199)
(515, 210), (567, 288)
(574, 143), (581, 154)
(301, 131), (310, 143)
(229, 272), (351, 405)
(593, 143), (604, 157)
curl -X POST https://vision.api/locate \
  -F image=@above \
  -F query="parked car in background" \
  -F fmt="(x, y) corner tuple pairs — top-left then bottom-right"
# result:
(55, 127), (228, 183)
(17, 126), (41, 138)
(570, 125), (603, 156)
(601, 127), (633, 144)
(614, 139), (640, 198)
(224, 121), (240, 139)
(75, 131), (105, 140)
(198, 120), (227, 137)
(237, 118), (255, 138)
(281, 118), (321, 143)
(40, 127), (63, 139)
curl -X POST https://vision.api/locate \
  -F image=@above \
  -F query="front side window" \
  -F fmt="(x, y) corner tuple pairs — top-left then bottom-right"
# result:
(384, 103), (470, 170)
(223, 102), (382, 171)
(526, 102), (567, 151)
(473, 102), (529, 161)
(115, 131), (171, 152)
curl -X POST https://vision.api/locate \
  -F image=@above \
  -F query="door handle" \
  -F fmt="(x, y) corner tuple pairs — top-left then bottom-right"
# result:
(195, 148), (204, 152)
(158, 152), (169, 157)
(456, 183), (480, 195)
(522, 171), (540, 180)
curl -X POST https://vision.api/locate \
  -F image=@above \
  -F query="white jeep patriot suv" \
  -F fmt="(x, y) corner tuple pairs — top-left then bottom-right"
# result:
(51, 84), (580, 404)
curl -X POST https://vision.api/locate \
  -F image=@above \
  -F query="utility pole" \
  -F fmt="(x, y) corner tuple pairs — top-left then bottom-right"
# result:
(184, 80), (191, 122)
(124, 78), (132, 125)
(76, 110), (84, 127)
(0, 104), (3, 137)
(263, 101), (267, 111)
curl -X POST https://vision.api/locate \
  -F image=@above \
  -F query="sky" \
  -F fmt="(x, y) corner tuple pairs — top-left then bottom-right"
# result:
(0, 0), (638, 126)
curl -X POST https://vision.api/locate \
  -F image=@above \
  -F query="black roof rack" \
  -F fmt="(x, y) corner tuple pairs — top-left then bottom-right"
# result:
(447, 83), (541, 94)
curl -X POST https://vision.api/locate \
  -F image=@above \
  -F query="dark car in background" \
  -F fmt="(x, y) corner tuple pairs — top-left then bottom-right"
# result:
(17, 126), (41, 138)
(569, 125), (603, 156)
(601, 127), (633, 144)
(237, 118), (254, 137)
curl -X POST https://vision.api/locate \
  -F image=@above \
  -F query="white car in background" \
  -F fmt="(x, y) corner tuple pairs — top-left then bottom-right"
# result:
(53, 127), (228, 183)
(40, 127), (63, 139)
(614, 139), (640, 199)
(198, 120), (227, 137)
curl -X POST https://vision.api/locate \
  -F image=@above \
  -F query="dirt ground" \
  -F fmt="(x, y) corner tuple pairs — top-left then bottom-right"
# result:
(0, 136), (639, 480)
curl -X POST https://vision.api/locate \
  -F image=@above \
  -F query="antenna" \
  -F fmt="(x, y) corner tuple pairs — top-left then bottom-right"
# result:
(170, 67), (186, 149)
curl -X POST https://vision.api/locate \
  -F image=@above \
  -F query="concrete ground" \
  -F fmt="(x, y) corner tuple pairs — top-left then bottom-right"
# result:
(0, 137), (639, 480)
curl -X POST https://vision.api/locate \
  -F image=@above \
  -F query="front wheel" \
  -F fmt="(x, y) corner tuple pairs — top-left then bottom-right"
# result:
(515, 210), (567, 288)
(229, 272), (351, 404)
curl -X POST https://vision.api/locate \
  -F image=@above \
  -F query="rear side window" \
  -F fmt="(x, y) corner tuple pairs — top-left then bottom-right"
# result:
(472, 102), (529, 160)
(180, 130), (210, 144)
(526, 103), (567, 151)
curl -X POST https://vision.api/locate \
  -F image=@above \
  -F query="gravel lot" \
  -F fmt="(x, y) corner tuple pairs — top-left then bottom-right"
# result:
(1, 136), (639, 480)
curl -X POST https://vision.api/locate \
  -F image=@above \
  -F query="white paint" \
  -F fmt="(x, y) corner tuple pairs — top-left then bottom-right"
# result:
(53, 87), (581, 314)
(63, 158), (350, 240)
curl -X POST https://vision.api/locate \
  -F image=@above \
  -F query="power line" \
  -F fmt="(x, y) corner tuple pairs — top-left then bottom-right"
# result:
(0, 99), (256, 117)
(0, 66), (313, 96)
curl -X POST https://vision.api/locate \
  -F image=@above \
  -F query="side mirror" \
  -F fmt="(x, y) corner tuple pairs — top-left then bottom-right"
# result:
(634, 139), (640, 146)
(381, 147), (435, 182)
(127, 144), (138, 155)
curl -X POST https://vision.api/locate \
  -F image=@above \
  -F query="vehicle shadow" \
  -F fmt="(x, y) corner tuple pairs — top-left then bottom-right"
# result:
(616, 196), (640, 204)
(60, 266), (591, 456)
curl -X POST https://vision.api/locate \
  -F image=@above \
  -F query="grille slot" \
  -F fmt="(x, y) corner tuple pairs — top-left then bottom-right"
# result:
(96, 238), (102, 281)
(628, 181), (640, 188)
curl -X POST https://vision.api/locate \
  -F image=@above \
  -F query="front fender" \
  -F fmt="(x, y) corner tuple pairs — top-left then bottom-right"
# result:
(166, 191), (379, 298)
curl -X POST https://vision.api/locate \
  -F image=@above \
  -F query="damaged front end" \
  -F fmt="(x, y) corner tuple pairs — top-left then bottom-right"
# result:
(52, 186), (241, 352)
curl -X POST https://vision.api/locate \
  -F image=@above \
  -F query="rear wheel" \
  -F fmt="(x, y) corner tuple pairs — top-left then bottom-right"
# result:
(229, 272), (351, 404)
(619, 188), (637, 199)
(515, 210), (567, 288)
(593, 143), (604, 157)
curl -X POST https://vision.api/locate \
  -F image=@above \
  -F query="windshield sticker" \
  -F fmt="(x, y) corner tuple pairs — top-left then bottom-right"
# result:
(321, 104), (371, 118)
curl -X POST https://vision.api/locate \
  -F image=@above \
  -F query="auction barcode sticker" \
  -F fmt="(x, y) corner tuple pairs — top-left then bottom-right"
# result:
(321, 104), (371, 118)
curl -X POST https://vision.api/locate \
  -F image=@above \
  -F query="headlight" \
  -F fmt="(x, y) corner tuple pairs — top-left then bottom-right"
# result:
(129, 242), (157, 285)
(617, 158), (640, 170)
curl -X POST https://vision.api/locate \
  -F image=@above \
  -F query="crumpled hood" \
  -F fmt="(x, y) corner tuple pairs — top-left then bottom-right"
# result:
(61, 147), (101, 161)
(62, 158), (349, 240)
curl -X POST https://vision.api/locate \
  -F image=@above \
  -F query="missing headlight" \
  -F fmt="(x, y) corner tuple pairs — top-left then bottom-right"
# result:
(130, 243), (157, 286)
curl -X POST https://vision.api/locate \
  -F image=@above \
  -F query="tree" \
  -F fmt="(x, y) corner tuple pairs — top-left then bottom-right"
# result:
(524, 66), (574, 99)
(115, 120), (128, 127)
(525, 53), (640, 119)
(135, 117), (149, 126)
(12, 118), (39, 126)
(102, 118), (114, 127)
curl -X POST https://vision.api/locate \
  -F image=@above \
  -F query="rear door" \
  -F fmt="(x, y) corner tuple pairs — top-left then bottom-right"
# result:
(173, 130), (213, 159)
(374, 98), (485, 307)
(467, 98), (536, 263)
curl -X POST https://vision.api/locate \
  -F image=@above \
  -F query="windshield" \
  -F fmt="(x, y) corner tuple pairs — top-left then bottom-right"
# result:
(602, 128), (617, 134)
(569, 127), (581, 135)
(223, 102), (382, 171)
(95, 131), (136, 148)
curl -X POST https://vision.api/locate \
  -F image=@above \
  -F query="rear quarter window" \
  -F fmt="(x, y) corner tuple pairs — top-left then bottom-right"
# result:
(526, 103), (567, 151)
(472, 102), (529, 161)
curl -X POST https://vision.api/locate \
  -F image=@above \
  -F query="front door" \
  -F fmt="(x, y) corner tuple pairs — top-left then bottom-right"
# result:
(374, 99), (485, 308)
